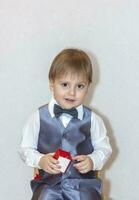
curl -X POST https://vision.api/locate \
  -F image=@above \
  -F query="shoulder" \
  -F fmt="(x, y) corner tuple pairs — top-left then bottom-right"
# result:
(38, 103), (50, 116)
(83, 105), (105, 125)
(91, 110), (103, 122)
(23, 109), (40, 131)
(26, 103), (48, 123)
(83, 105), (102, 119)
(39, 103), (49, 110)
(90, 110), (106, 132)
(28, 109), (40, 122)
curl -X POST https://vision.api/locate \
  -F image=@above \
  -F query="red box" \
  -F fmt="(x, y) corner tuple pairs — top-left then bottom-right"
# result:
(53, 149), (72, 173)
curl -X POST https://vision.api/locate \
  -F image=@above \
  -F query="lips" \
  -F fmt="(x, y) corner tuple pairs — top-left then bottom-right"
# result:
(65, 98), (75, 102)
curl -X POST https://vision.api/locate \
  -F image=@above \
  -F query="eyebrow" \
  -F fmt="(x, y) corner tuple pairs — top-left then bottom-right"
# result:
(58, 80), (87, 85)
(59, 80), (69, 83)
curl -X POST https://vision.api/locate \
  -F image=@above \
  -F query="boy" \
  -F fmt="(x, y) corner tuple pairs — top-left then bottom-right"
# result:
(20, 48), (112, 200)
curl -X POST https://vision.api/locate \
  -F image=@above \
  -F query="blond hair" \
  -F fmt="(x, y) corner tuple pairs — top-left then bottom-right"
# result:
(49, 48), (92, 83)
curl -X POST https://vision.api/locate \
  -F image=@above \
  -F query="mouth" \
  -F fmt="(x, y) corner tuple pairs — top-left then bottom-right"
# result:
(64, 98), (76, 103)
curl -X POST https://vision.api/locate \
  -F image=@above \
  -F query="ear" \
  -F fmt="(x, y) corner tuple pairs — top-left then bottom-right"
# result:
(49, 80), (54, 91)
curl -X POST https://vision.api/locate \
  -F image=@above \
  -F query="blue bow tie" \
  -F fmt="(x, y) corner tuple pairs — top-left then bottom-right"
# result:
(54, 104), (78, 118)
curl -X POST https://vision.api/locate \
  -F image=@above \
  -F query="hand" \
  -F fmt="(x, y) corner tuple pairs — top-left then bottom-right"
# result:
(73, 155), (94, 174)
(39, 153), (61, 174)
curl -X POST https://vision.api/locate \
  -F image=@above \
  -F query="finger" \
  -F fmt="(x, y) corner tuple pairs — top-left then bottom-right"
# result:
(49, 162), (61, 171)
(46, 157), (60, 169)
(49, 156), (59, 164)
(79, 168), (89, 174)
(73, 155), (86, 162)
(73, 159), (87, 168)
(76, 162), (90, 172)
(49, 167), (61, 174)
(45, 164), (61, 174)
(74, 162), (88, 170)
(74, 162), (89, 174)
(46, 153), (59, 164)
(49, 168), (61, 174)
(48, 152), (55, 156)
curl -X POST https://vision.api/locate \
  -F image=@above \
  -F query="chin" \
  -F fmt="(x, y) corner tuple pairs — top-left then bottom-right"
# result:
(62, 104), (75, 109)
(66, 104), (79, 109)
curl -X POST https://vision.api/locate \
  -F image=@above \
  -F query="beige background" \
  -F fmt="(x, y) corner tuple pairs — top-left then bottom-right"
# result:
(0, 0), (139, 199)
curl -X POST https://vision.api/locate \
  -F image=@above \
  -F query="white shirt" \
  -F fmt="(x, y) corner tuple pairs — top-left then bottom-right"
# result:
(19, 98), (112, 170)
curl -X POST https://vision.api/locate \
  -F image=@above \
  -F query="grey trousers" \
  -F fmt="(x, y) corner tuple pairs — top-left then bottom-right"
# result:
(31, 178), (102, 200)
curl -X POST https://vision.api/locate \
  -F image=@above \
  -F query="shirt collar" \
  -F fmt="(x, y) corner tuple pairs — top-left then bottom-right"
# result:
(48, 96), (83, 120)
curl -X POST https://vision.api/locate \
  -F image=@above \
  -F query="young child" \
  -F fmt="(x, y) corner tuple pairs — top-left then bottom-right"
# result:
(19, 48), (112, 200)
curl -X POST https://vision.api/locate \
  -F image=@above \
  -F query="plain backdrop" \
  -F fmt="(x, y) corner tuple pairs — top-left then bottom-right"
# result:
(0, 1), (139, 199)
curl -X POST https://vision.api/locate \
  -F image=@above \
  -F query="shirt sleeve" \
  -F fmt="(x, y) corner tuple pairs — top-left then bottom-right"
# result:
(88, 112), (112, 170)
(19, 110), (44, 168)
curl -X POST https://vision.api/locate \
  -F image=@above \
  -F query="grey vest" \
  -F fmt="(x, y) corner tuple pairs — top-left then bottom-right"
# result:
(32, 104), (97, 189)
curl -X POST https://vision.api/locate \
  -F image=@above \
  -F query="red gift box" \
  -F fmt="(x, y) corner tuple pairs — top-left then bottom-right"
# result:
(53, 149), (72, 173)
(34, 174), (41, 180)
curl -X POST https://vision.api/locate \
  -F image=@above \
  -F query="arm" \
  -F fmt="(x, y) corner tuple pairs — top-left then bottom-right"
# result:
(19, 110), (61, 174)
(73, 112), (112, 172)
(88, 112), (112, 170)
(19, 110), (44, 168)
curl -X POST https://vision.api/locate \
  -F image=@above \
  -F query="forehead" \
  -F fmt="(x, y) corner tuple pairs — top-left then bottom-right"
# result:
(57, 72), (88, 82)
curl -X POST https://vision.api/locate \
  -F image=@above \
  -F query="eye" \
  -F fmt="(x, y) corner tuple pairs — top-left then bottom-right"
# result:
(77, 84), (85, 89)
(61, 82), (68, 87)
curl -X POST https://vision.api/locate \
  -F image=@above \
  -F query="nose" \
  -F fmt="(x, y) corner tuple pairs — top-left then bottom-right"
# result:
(69, 86), (76, 96)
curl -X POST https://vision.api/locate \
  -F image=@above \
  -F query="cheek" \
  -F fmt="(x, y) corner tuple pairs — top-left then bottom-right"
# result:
(55, 88), (64, 97)
(79, 91), (88, 100)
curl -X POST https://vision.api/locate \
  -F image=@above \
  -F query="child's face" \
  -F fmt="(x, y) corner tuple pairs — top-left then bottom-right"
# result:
(49, 73), (89, 109)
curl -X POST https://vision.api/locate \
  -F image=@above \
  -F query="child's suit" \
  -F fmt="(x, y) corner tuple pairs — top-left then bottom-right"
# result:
(31, 104), (102, 200)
